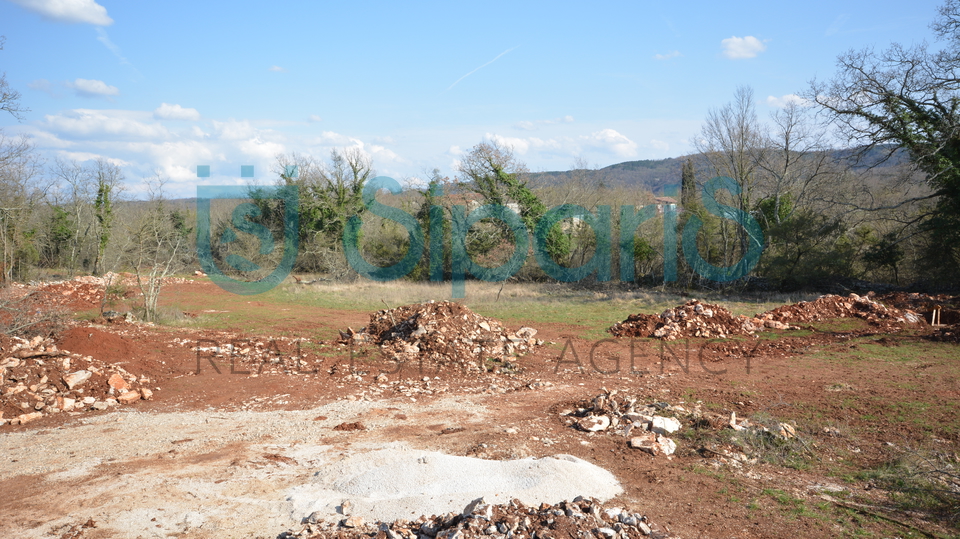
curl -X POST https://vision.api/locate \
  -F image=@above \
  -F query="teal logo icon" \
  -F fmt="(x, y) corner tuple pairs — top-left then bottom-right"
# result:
(195, 166), (299, 295)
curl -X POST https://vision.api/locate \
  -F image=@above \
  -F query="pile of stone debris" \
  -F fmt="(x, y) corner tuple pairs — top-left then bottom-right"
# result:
(562, 390), (800, 463)
(561, 390), (687, 457)
(761, 293), (923, 327)
(282, 496), (676, 539)
(0, 334), (154, 426)
(608, 300), (784, 341)
(338, 301), (542, 372)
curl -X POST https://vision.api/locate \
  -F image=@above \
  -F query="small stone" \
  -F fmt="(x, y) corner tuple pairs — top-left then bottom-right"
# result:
(82, 396), (96, 405)
(777, 423), (796, 439)
(341, 516), (364, 528)
(117, 390), (141, 405)
(107, 373), (129, 391)
(16, 411), (42, 425)
(595, 527), (617, 539)
(140, 388), (153, 400)
(577, 415), (611, 432)
(650, 416), (681, 435)
(637, 521), (652, 535)
(92, 402), (109, 411)
(63, 370), (92, 390)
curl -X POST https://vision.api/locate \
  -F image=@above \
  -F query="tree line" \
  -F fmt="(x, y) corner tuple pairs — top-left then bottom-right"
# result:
(3, 0), (960, 304)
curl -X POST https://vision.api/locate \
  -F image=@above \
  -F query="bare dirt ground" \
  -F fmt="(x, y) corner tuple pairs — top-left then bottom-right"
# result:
(0, 278), (958, 539)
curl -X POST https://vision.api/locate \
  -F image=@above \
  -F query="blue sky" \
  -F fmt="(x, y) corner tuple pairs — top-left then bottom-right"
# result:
(0, 0), (944, 198)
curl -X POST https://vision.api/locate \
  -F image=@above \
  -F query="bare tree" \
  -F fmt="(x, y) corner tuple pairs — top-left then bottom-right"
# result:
(0, 36), (27, 122)
(694, 85), (765, 268)
(127, 174), (192, 322)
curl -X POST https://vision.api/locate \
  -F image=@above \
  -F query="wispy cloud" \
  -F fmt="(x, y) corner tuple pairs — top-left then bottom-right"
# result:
(8, 0), (112, 25)
(306, 114), (322, 123)
(269, 65), (288, 72)
(96, 28), (129, 64)
(825, 14), (849, 36)
(96, 28), (143, 78)
(153, 103), (200, 121)
(446, 46), (517, 91)
(721, 36), (767, 59)
(654, 50), (682, 61)
(514, 115), (574, 131)
(766, 94), (810, 108)
(66, 78), (119, 98)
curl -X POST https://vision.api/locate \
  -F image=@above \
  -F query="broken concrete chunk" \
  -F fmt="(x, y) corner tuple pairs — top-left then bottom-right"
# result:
(107, 373), (129, 391)
(117, 390), (141, 405)
(63, 370), (92, 390)
(577, 415), (611, 432)
(650, 416), (681, 435)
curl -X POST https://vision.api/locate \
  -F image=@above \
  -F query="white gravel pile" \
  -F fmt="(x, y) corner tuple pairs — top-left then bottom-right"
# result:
(287, 446), (623, 522)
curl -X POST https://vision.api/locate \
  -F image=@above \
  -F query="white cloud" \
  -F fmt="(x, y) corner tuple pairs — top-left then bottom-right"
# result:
(56, 151), (130, 166)
(721, 36), (767, 59)
(67, 78), (119, 98)
(269, 66), (287, 72)
(766, 94), (810, 108)
(581, 129), (638, 158)
(9, 0), (113, 25)
(239, 137), (285, 161)
(211, 119), (257, 141)
(307, 114), (323, 123)
(447, 145), (463, 156)
(654, 50), (682, 61)
(43, 109), (171, 139)
(153, 103), (201, 121)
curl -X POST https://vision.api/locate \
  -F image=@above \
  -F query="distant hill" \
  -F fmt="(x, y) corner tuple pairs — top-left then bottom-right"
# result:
(530, 145), (911, 195)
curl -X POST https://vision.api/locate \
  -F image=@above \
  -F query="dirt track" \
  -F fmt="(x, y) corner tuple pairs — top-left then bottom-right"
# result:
(1, 279), (958, 539)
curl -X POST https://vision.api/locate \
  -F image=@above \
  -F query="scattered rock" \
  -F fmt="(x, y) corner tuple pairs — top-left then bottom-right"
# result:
(63, 370), (92, 390)
(107, 373), (129, 391)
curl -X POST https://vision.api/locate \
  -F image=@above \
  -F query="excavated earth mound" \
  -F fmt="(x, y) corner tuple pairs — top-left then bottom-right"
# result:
(339, 301), (542, 372)
(760, 293), (923, 328)
(608, 300), (762, 341)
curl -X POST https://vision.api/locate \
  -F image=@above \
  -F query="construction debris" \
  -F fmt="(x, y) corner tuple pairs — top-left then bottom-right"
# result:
(338, 301), (542, 372)
(760, 293), (923, 327)
(0, 334), (153, 426)
(280, 496), (675, 539)
(609, 300), (769, 340)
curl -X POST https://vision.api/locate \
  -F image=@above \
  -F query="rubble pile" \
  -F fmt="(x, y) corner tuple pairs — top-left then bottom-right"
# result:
(282, 496), (675, 539)
(876, 292), (960, 326)
(561, 391), (801, 464)
(930, 323), (960, 344)
(760, 293), (923, 327)
(0, 334), (154, 426)
(560, 390), (688, 457)
(609, 300), (770, 341)
(339, 301), (542, 372)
